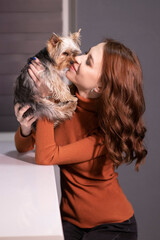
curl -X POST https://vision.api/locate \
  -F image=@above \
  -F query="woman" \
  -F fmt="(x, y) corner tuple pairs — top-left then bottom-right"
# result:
(14, 39), (147, 240)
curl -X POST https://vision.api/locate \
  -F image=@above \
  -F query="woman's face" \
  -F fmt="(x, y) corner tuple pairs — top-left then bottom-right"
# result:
(66, 42), (104, 98)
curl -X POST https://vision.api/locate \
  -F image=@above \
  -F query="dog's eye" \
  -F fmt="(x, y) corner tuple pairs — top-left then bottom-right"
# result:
(63, 52), (69, 56)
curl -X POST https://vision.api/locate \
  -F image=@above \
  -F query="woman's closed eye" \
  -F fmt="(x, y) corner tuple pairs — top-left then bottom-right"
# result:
(84, 49), (94, 66)
(86, 58), (90, 66)
(84, 52), (91, 66)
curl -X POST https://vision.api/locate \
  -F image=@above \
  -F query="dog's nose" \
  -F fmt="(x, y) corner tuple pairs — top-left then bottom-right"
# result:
(70, 60), (74, 65)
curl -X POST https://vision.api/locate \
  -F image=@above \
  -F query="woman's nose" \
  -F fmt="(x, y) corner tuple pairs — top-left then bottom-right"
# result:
(75, 55), (82, 64)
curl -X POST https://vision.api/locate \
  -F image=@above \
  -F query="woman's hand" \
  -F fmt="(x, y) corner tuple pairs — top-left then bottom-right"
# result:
(28, 57), (51, 98)
(14, 104), (37, 136)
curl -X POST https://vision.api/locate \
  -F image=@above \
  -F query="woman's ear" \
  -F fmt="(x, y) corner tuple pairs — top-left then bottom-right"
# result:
(94, 81), (104, 93)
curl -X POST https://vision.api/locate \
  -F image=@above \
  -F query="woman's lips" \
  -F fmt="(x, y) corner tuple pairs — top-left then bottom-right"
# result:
(70, 64), (77, 72)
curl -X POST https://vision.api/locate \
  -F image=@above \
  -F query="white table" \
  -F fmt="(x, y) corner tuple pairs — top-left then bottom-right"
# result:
(0, 140), (64, 240)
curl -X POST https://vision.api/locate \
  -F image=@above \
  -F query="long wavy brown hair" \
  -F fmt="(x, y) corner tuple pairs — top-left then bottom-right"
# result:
(98, 39), (147, 171)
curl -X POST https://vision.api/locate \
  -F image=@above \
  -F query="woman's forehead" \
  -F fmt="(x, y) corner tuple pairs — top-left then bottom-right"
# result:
(90, 43), (104, 64)
(91, 42), (104, 51)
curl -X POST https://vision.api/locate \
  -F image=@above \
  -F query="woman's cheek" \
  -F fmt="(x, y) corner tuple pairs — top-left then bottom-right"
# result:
(66, 71), (74, 81)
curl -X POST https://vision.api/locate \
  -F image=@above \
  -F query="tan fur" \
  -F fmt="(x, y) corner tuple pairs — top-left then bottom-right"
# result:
(36, 30), (81, 126)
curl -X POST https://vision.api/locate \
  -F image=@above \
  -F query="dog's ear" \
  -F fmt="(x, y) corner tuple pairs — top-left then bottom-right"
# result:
(70, 28), (81, 45)
(50, 33), (62, 46)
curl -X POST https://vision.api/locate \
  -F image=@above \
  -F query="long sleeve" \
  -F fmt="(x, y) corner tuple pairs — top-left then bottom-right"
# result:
(14, 126), (35, 152)
(35, 118), (106, 165)
(35, 94), (134, 229)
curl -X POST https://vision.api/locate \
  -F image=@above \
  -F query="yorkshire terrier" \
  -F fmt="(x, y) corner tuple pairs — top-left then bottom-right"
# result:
(14, 30), (81, 127)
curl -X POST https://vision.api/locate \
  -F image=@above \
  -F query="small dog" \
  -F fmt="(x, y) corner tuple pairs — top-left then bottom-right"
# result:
(14, 30), (81, 127)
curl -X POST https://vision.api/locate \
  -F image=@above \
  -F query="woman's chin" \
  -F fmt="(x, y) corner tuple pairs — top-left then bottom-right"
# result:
(66, 71), (75, 83)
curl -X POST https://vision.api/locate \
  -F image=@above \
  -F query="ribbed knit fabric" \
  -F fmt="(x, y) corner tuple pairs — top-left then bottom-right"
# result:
(15, 92), (134, 228)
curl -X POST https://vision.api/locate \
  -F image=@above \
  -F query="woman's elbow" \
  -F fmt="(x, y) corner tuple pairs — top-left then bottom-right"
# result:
(35, 153), (55, 165)
(15, 144), (32, 153)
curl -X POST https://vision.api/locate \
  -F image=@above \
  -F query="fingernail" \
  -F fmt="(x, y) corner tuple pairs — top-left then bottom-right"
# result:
(33, 57), (36, 60)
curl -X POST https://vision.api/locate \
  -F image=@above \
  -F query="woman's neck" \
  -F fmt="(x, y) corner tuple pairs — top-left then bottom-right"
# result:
(78, 89), (101, 99)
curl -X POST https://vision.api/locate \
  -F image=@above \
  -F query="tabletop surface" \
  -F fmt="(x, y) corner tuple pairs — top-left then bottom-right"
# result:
(0, 141), (64, 240)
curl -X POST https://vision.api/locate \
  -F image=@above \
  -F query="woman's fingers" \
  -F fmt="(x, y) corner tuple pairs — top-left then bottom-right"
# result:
(14, 104), (31, 123)
(22, 115), (37, 127)
(28, 58), (51, 98)
(14, 103), (37, 136)
(17, 105), (30, 121)
(31, 59), (44, 71)
(28, 67), (40, 85)
(28, 57), (52, 98)
(30, 57), (45, 73)
(15, 104), (30, 118)
(28, 115), (38, 125)
(14, 103), (20, 117)
(33, 57), (43, 67)
(28, 58), (45, 86)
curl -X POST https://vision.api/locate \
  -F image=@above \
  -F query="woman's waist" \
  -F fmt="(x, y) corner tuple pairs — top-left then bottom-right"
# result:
(61, 175), (126, 201)
(61, 179), (134, 228)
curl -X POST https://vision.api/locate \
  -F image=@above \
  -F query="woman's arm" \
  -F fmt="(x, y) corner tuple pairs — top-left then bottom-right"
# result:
(35, 118), (106, 165)
(14, 104), (36, 152)
(15, 126), (35, 153)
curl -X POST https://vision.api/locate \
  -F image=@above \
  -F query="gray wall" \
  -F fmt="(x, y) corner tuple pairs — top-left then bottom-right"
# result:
(76, 0), (160, 239)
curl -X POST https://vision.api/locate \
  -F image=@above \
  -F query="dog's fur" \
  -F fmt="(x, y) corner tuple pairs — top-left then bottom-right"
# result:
(14, 30), (81, 127)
